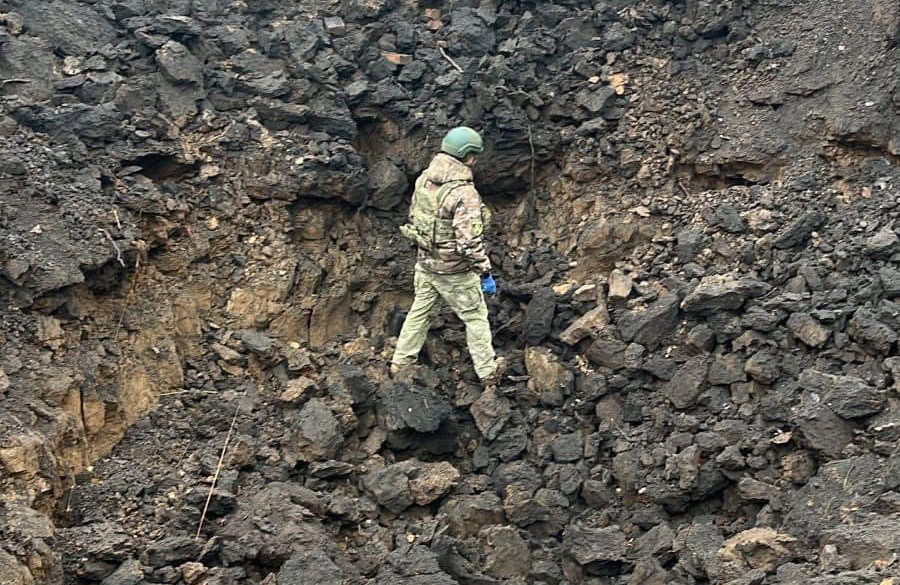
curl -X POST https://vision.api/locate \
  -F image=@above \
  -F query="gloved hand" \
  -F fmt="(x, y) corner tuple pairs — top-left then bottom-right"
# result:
(481, 274), (497, 295)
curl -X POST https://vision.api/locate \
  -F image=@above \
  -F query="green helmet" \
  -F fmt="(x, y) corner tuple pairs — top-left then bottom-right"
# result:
(441, 126), (484, 159)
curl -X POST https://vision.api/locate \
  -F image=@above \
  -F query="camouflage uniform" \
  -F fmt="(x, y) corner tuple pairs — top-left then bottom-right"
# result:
(392, 153), (497, 380)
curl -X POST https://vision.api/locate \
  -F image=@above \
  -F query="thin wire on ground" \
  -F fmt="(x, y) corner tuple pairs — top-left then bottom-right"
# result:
(196, 389), (246, 539)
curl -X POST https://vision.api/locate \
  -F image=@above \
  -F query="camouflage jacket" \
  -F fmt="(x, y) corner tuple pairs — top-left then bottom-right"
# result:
(401, 153), (492, 275)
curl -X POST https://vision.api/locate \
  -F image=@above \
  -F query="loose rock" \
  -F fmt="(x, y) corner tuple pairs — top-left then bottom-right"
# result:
(681, 275), (771, 315)
(563, 524), (627, 568)
(665, 357), (709, 409)
(798, 369), (885, 419)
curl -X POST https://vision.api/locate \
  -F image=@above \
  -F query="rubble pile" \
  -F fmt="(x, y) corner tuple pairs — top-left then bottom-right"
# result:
(1, 0), (900, 584)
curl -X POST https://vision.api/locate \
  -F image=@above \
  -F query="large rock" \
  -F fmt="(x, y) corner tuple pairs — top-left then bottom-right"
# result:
(707, 354), (746, 385)
(248, 97), (310, 130)
(675, 229), (708, 264)
(563, 524), (627, 568)
(0, 37), (57, 102)
(142, 537), (204, 568)
(277, 549), (344, 585)
(156, 41), (203, 85)
(742, 306), (785, 332)
(379, 383), (452, 433)
(0, 431), (44, 475)
(219, 483), (328, 562)
(798, 369), (885, 419)
(617, 293), (680, 349)
(847, 307), (897, 355)
(408, 461), (460, 506)
(491, 424), (528, 462)
(525, 348), (573, 405)
(745, 349), (780, 384)
(706, 203), (746, 234)
(585, 331), (627, 369)
(773, 209), (825, 249)
(626, 559), (667, 585)
(362, 459), (460, 513)
(308, 93), (357, 139)
(20, 1), (118, 55)
(101, 559), (146, 585)
(664, 357), (709, 409)
(238, 329), (275, 357)
(470, 387), (511, 440)
(287, 398), (344, 462)
(503, 487), (569, 534)
(782, 454), (889, 541)
(578, 217), (638, 261)
(0, 549), (33, 585)
(0, 505), (60, 584)
(790, 395), (854, 458)
(786, 313), (830, 347)
(634, 524), (675, 561)
(479, 525), (532, 579)
(736, 478), (779, 503)
(362, 463), (413, 513)
(681, 275), (771, 315)
(820, 515), (900, 570)
(523, 288), (557, 345)
(879, 266), (900, 297)
(560, 302), (609, 345)
(439, 493), (506, 538)
(576, 86), (617, 113)
(375, 544), (458, 585)
(718, 528), (798, 573)
(231, 51), (291, 97)
(446, 8), (496, 54)
(608, 269), (633, 298)
(367, 159), (409, 211)
(551, 432), (584, 463)
(672, 522), (725, 581)
(864, 227), (899, 257)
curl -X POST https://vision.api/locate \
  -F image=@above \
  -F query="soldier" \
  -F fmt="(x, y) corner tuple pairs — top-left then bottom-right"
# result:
(391, 127), (503, 387)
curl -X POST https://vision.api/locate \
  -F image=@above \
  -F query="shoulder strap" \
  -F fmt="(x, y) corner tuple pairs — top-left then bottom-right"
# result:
(435, 180), (472, 211)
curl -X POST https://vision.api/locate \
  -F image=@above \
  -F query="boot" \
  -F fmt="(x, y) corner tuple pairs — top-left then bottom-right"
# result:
(390, 363), (415, 380)
(480, 356), (507, 389)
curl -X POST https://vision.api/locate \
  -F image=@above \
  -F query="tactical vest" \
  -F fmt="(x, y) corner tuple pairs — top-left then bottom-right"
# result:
(400, 176), (469, 251)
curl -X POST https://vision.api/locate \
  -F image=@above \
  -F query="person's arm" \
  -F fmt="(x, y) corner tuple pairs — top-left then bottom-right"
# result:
(451, 186), (492, 275)
(408, 177), (422, 223)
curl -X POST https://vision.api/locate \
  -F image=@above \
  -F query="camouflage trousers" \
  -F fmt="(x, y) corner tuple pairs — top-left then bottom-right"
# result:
(392, 266), (496, 380)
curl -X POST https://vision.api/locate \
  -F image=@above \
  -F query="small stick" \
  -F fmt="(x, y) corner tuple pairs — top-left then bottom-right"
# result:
(438, 45), (464, 73)
(196, 390), (245, 539)
(2, 78), (31, 85)
(677, 179), (691, 198)
(843, 463), (855, 490)
(98, 228), (125, 267)
(113, 208), (122, 230)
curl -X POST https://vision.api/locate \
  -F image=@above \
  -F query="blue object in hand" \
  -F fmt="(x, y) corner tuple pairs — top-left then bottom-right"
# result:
(481, 274), (497, 295)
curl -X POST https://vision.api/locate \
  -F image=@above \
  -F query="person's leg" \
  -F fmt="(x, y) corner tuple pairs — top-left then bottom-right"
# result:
(392, 268), (440, 368)
(438, 271), (497, 380)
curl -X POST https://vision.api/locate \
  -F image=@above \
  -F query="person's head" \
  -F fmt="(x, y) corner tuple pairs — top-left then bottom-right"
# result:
(441, 127), (484, 166)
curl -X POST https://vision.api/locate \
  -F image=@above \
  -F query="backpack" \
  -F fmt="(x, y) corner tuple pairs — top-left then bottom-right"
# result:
(400, 176), (469, 251)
